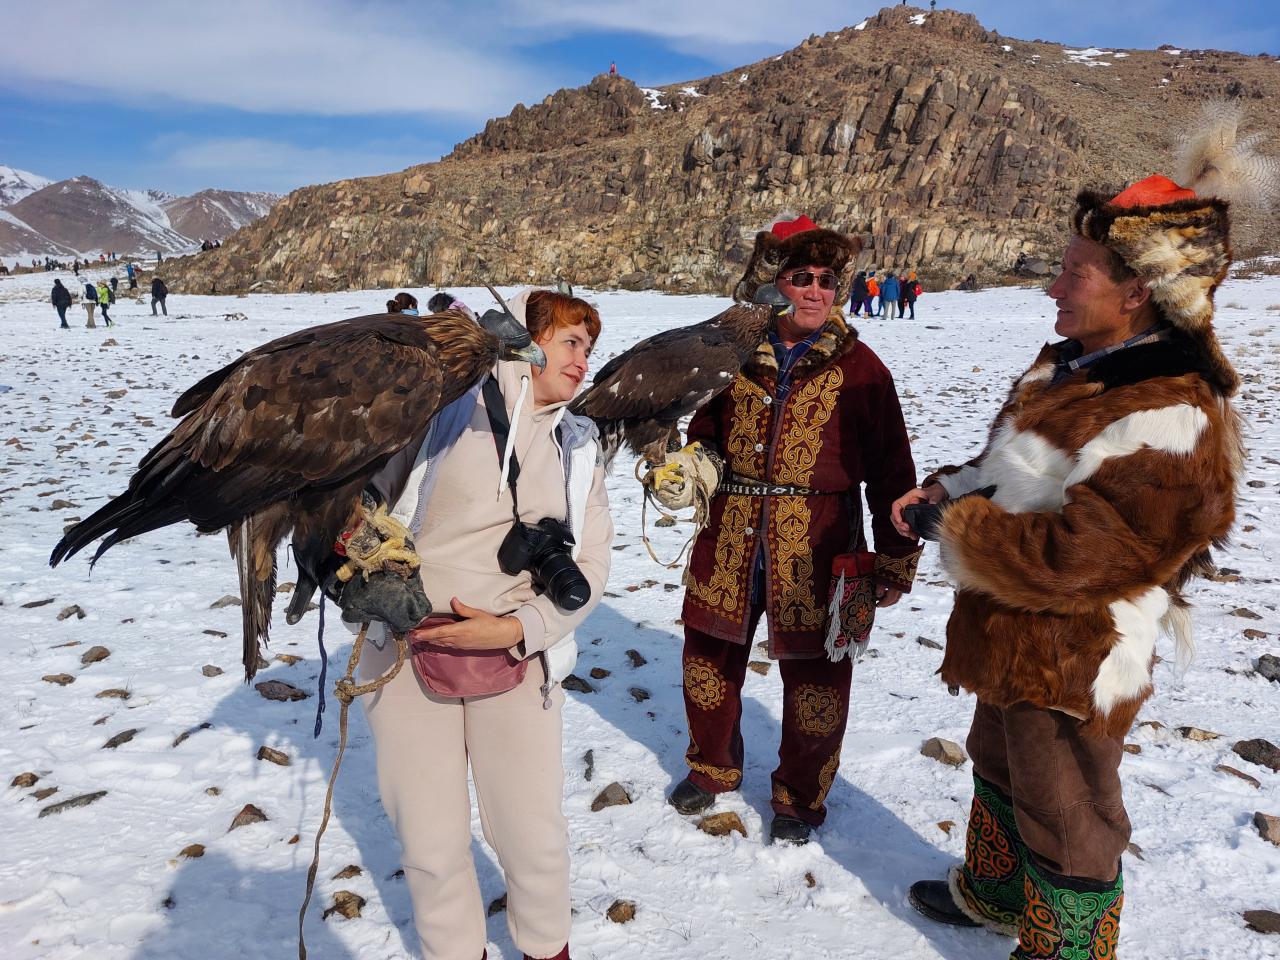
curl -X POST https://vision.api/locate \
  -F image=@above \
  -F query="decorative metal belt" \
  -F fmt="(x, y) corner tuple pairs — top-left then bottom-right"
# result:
(719, 476), (838, 497)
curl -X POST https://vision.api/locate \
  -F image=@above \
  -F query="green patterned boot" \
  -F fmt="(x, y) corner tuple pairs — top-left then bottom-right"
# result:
(949, 774), (1028, 935)
(1012, 858), (1123, 959)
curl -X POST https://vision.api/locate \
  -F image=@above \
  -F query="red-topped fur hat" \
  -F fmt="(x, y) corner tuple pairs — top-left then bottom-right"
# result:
(733, 214), (862, 305)
(1071, 105), (1279, 395)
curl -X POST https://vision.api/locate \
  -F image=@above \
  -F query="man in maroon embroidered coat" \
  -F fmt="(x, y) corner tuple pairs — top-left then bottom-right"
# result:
(655, 215), (922, 844)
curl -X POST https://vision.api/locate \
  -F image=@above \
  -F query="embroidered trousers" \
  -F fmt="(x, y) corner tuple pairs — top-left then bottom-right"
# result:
(360, 640), (570, 960)
(967, 700), (1130, 882)
(682, 607), (853, 827)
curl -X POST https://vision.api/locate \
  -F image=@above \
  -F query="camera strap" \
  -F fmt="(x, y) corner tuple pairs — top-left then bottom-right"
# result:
(482, 375), (554, 708)
(482, 375), (523, 522)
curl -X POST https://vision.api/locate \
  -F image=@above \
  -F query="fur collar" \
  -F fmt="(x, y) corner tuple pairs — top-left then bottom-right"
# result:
(743, 310), (859, 382)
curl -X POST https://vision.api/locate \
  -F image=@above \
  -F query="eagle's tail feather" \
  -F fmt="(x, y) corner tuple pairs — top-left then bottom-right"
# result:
(50, 492), (187, 567)
(232, 518), (276, 682)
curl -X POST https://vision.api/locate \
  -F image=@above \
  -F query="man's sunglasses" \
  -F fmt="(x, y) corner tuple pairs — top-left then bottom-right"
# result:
(780, 270), (838, 291)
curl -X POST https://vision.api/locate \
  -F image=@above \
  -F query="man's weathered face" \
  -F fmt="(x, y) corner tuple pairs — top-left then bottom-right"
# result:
(776, 263), (837, 339)
(1047, 236), (1150, 351)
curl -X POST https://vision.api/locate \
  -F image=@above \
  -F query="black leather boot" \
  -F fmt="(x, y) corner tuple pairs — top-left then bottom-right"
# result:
(769, 815), (812, 845)
(908, 879), (979, 927)
(667, 777), (716, 815)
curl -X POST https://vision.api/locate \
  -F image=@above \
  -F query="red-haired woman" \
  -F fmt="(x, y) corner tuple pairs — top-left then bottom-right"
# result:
(358, 289), (613, 960)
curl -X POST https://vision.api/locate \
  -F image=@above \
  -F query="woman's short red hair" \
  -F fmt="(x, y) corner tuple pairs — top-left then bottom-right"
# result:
(525, 290), (601, 343)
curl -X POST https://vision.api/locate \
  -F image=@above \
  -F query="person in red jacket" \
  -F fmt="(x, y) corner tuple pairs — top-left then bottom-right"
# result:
(650, 215), (922, 845)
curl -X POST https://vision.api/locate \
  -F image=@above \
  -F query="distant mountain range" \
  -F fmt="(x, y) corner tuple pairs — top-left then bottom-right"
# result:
(0, 165), (279, 264)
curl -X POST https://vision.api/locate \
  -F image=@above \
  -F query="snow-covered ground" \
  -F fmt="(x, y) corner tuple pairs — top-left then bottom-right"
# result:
(2, 268), (1278, 959)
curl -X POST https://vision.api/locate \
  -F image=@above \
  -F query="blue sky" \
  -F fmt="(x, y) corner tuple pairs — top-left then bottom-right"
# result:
(1, 0), (1276, 196)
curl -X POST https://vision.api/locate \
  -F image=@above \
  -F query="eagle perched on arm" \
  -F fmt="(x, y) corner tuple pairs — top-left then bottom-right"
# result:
(569, 283), (793, 467)
(49, 306), (545, 679)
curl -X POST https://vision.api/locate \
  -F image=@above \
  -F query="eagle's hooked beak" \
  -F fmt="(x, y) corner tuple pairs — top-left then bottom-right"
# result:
(479, 305), (547, 371)
(508, 340), (547, 371)
(753, 282), (794, 317)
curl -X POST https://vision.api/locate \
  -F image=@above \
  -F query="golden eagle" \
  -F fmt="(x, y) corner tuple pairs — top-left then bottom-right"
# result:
(570, 284), (792, 466)
(50, 307), (545, 679)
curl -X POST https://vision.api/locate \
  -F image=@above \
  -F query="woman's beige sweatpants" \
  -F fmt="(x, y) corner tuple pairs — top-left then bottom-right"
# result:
(360, 640), (570, 960)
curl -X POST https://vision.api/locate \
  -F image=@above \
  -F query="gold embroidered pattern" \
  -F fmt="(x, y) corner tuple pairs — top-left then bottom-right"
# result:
(811, 748), (843, 809)
(686, 735), (741, 786)
(874, 549), (923, 588)
(772, 781), (794, 806)
(774, 366), (844, 486)
(686, 494), (758, 620)
(772, 496), (823, 629)
(684, 656), (727, 711)
(725, 377), (769, 477)
(793, 684), (842, 737)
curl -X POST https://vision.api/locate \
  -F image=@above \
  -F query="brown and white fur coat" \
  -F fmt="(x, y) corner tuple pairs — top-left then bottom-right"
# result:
(928, 332), (1242, 737)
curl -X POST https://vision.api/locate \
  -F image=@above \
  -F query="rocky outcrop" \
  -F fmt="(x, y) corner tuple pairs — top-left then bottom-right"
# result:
(164, 5), (1280, 296)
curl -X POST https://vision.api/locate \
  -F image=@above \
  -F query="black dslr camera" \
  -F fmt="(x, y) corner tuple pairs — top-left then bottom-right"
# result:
(498, 517), (591, 611)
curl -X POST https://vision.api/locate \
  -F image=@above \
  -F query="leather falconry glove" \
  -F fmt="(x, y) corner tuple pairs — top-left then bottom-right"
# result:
(643, 442), (723, 511)
(324, 494), (432, 632)
(902, 485), (997, 542)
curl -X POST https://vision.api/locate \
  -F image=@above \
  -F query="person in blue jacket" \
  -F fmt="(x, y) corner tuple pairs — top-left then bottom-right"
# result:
(880, 272), (902, 319)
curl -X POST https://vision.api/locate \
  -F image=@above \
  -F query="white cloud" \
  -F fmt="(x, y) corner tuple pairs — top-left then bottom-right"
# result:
(148, 135), (438, 193)
(0, 0), (562, 118)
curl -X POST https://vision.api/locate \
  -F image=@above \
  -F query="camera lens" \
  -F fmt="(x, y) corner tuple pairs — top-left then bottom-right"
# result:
(536, 553), (591, 611)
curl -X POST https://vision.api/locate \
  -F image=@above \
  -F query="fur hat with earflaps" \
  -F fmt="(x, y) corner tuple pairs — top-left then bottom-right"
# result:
(733, 214), (862, 305)
(1072, 104), (1279, 396)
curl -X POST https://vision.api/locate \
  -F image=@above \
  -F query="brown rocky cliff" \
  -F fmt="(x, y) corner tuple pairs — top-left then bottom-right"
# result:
(166, 5), (1280, 295)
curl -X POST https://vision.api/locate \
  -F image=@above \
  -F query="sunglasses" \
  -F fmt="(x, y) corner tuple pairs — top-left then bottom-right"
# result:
(780, 270), (838, 291)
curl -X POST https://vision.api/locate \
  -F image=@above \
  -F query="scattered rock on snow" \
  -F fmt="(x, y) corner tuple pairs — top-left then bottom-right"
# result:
(256, 746), (290, 766)
(625, 649), (647, 668)
(748, 660), (771, 675)
(589, 667), (611, 680)
(1122, 744), (1141, 755)
(487, 893), (507, 915)
(1233, 739), (1280, 772)
(1243, 909), (1280, 934)
(561, 674), (593, 694)
(582, 749), (595, 782)
(172, 722), (212, 747)
(202, 629), (227, 638)
(102, 729), (139, 749)
(607, 899), (637, 923)
(1215, 764), (1261, 788)
(57, 604), (86, 621)
(210, 595), (241, 609)
(42, 673), (75, 686)
(228, 804), (268, 831)
(201, 665), (224, 677)
(1255, 654), (1280, 683)
(1231, 607), (1263, 620)
(274, 653), (302, 666)
(916, 636), (943, 650)
(628, 687), (650, 702)
(11, 772), (39, 788)
(254, 680), (309, 702)
(95, 688), (130, 700)
(1243, 628), (1268, 640)
(179, 844), (205, 859)
(21, 598), (55, 609)
(332, 864), (362, 880)
(32, 787), (58, 801)
(1253, 811), (1280, 846)
(591, 782), (632, 811)
(921, 737), (967, 767)
(323, 891), (365, 920)
(39, 791), (107, 818)
(79, 645), (111, 665)
(1176, 726), (1220, 741)
(698, 812), (747, 838)
(936, 820), (956, 835)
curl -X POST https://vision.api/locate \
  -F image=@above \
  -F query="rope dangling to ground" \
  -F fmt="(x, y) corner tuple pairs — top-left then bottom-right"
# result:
(634, 458), (711, 569)
(298, 623), (408, 960)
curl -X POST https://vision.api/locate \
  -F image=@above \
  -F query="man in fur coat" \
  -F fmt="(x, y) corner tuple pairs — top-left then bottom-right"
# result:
(894, 113), (1258, 957)
(651, 215), (922, 845)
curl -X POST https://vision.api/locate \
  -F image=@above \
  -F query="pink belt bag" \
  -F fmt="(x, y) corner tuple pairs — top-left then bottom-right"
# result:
(408, 615), (528, 698)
